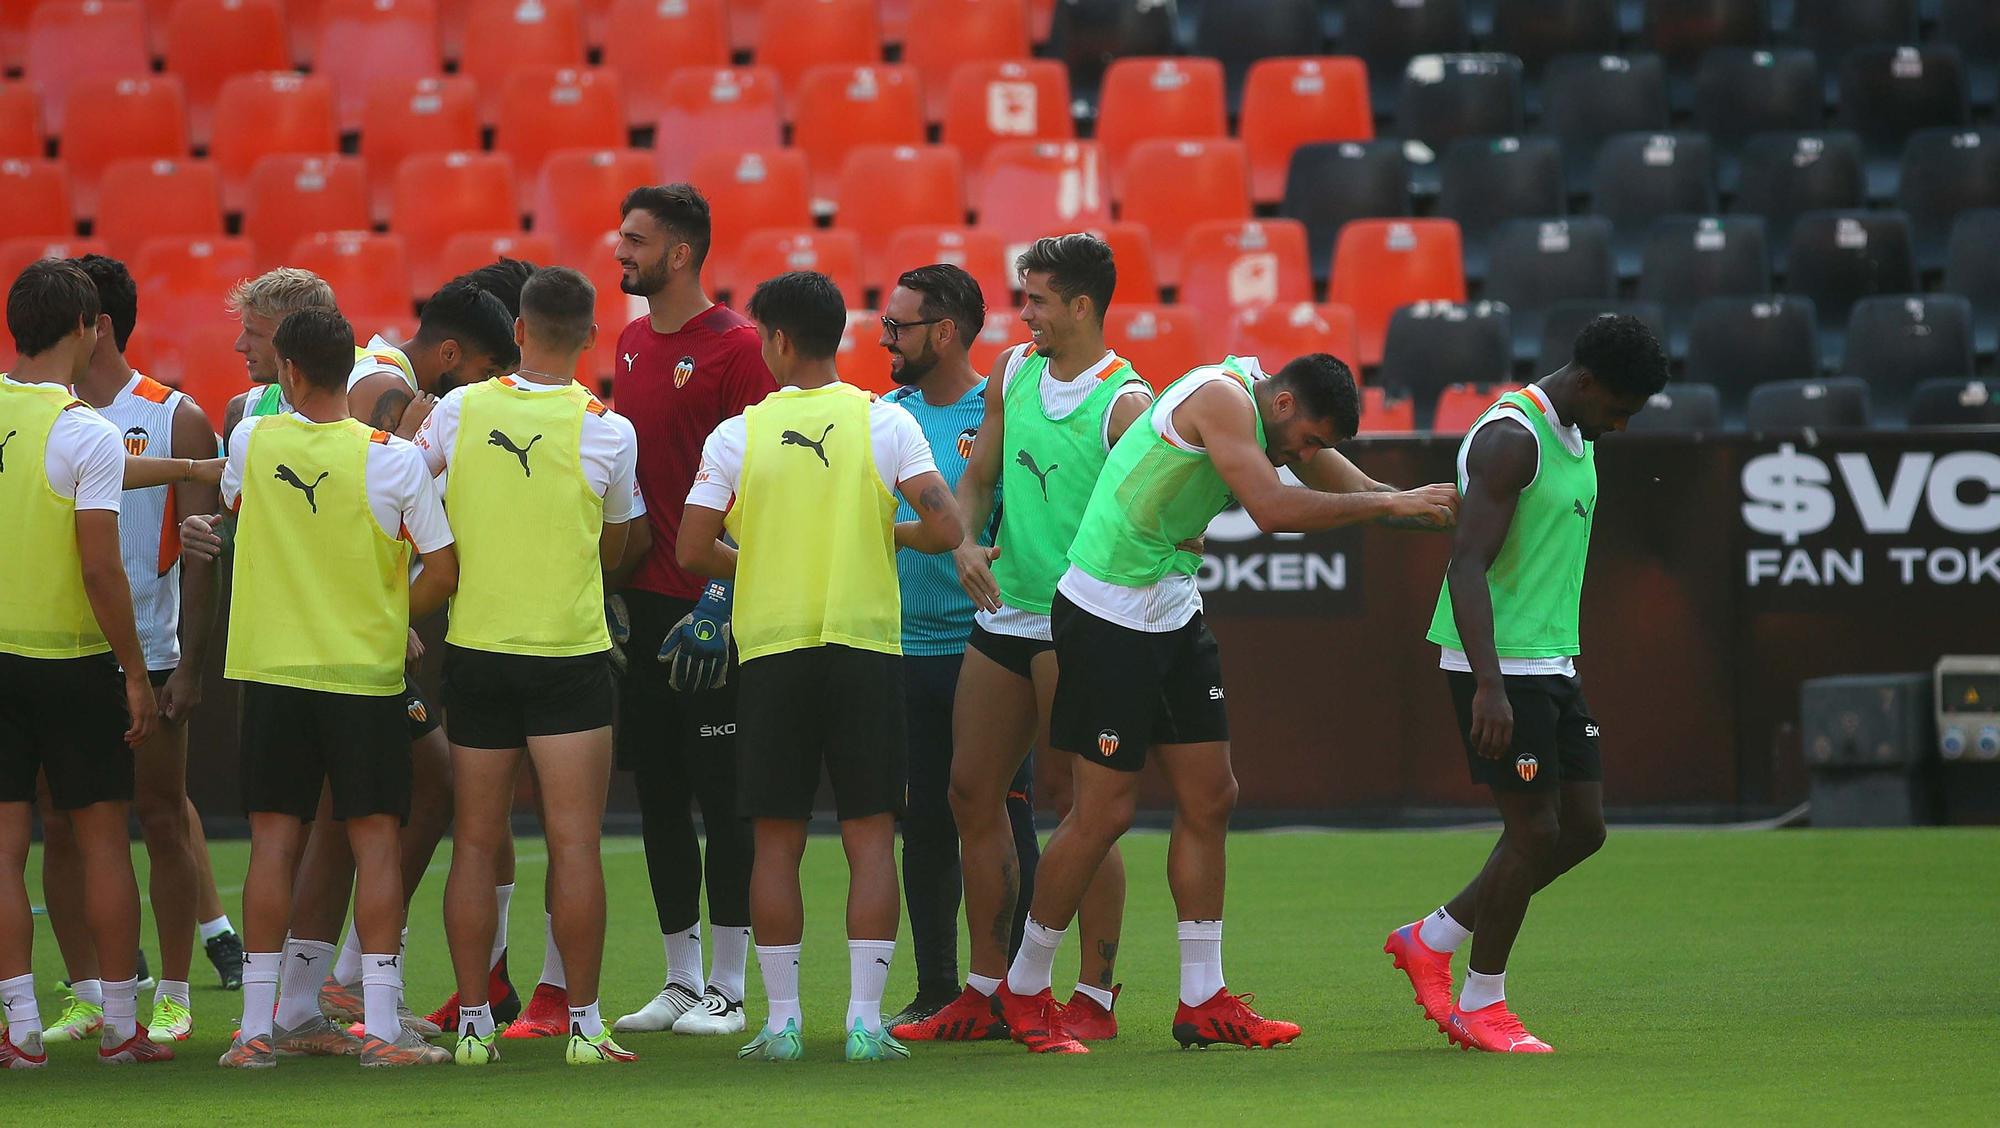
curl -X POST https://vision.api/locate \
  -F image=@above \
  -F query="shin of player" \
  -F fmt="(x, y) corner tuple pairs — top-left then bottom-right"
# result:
(680, 272), (963, 1063)
(1391, 316), (1666, 1055)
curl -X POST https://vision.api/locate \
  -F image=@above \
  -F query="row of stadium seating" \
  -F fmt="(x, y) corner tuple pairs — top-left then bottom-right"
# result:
(1357, 376), (1998, 433)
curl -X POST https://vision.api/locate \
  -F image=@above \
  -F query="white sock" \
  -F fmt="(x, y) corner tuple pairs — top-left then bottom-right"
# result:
(240, 953), (280, 1040)
(709, 925), (750, 1002)
(665, 924), (704, 994)
(1006, 918), (1062, 997)
(362, 954), (403, 1041)
(1178, 919), (1225, 1007)
(568, 999), (603, 1038)
(459, 1001), (493, 1039)
(102, 976), (139, 1041)
(0, 973), (40, 1042)
(539, 912), (566, 989)
(154, 979), (191, 1008)
(1459, 970), (1505, 1013)
(275, 938), (335, 1028)
(73, 978), (103, 1007)
(198, 915), (235, 942)
(1420, 906), (1471, 954)
(846, 939), (895, 1034)
(333, 923), (364, 986)
(756, 943), (802, 1031)
(491, 883), (515, 967)
(965, 972), (1001, 997)
(1073, 982), (1114, 1010)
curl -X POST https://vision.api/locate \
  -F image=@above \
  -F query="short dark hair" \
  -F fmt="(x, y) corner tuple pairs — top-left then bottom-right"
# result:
(451, 257), (537, 317)
(622, 183), (711, 270)
(520, 266), (597, 353)
(273, 308), (357, 392)
(1015, 233), (1116, 319)
(1572, 313), (1668, 399)
(417, 281), (518, 368)
(71, 254), (138, 352)
(746, 271), (846, 361)
(1272, 353), (1361, 439)
(896, 264), (985, 349)
(7, 258), (101, 357)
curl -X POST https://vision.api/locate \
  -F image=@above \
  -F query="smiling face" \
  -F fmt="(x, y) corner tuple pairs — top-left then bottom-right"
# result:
(614, 209), (679, 298)
(233, 309), (281, 384)
(879, 285), (941, 386)
(1017, 270), (1090, 362)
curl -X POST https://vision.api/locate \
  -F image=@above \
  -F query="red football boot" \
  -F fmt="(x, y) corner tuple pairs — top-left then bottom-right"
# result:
(993, 983), (1087, 1054)
(889, 985), (1008, 1042)
(426, 952), (523, 1033)
(503, 983), (569, 1039)
(424, 990), (461, 1034)
(1056, 985), (1119, 1041)
(1384, 920), (1456, 1031)
(1172, 989), (1301, 1049)
(99, 1029), (176, 1064)
(1445, 1000), (1553, 1053)
(0, 1032), (47, 1070)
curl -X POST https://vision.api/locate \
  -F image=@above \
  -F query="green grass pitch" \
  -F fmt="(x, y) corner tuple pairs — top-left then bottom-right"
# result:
(9, 828), (1996, 1124)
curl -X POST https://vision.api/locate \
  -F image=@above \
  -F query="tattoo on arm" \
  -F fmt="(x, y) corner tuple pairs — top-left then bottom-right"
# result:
(916, 482), (949, 514)
(370, 386), (412, 432)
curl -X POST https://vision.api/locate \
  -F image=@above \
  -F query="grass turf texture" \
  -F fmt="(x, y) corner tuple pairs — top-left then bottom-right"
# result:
(8, 828), (1995, 1123)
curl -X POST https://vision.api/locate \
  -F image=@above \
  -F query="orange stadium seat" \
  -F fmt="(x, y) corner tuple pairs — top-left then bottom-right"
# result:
(287, 0), (323, 63)
(0, 84), (41, 159)
(1117, 138), (1250, 286)
(1095, 57), (1227, 196)
(878, 224), (1012, 305)
(602, 0), (729, 127)
(1240, 57), (1374, 205)
(687, 147), (813, 299)
(758, 0), (882, 97)
(163, 0), (290, 146)
(941, 60), (1072, 195)
(532, 147), (656, 265)
(1103, 304), (1207, 389)
(24, 1), (149, 135)
(1228, 302), (1361, 371)
(580, 228), (644, 380)
(130, 235), (257, 348)
(1327, 218), (1466, 367)
(437, 230), (556, 281)
(734, 227), (864, 302)
(1175, 218), (1313, 324)
(1431, 382), (1522, 433)
(836, 308), (895, 392)
(143, 323), (246, 424)
(460, 0), (586, 125)
(0, 159), (72, 243)
(1084, 221), (1160, 304)
(494, 66), (625, 210)
(975, 141), (1110, 255)
(792, 65), (925, 206)
(0, 239), (107, 294)
(358, 76), (482, 224)
(392, 150), (520, 298)
(315, 0), (444, 134)
(726, 0), (762, 50)
(1359, 385), (1416, 432)
(210, 73), (338, 213)
(835, 144), (966, 285)
(96, 158), (224, 263)
(54, 76), (186, 220)
(0, 1), (28, 72)
(654, 67), (783, 185)
(967, 307), (1020, 371)
(289, 230), (415, 340)
(242, 155), (370, 270)
(906, 0), (1031, 122)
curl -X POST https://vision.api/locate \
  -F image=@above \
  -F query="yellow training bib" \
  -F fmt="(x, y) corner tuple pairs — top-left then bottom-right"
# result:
(0, 379), (108, 658)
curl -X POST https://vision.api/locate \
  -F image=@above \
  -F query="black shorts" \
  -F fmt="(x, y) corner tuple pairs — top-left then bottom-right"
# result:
(1048, 592), (1229, 773)
(442, 644), (616, 748)
(147, 667), (172, 688)
(0, 652), (134, 809)
(736, 644), (906, 821)
(967, 622), (1053, 680)
(405, 687), (441, 739)
(1447, 671), (1602, 791)
(614, 590), (738, 771)
(239, 682), (412, 821)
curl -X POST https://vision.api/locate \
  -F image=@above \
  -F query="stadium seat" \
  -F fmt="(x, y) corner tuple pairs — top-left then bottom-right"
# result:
(460, 0), (586, 126)
(1192, 0), (1323, 106)
(653, 67), (783, 186)
(57, 76), (187, 221)
(734, 228), (864, 302)
(1692, 47), (1822, 191)
(164, 0), (291, 145)
(392, 151), (520, 299)
(967, 307), (1022, 372)
(0, 2), (27, 73)
(1895, 128), (2000, 273)
(1117, 139), (1251, 287)
(941, 60), (1073, 195)
(1359, 385), (1417, 432)
(289, 231), (415, 341)
(1791, 1), (1916, 74)
(906, 0), (1031, 122)
(1239, 57), (1374, 205)
(96, 158), (223, 263)
(358, 77), (482, 225)
(1541, 53), (1670, 193)
(436, 230), (557, 282)
(688, 147), (813, 299)
(1227, 302), (1361, 370)
(1905, 376), (2000, 426)
(1744, 376), (1869, 430)
(241, 154), (370, 271)
(974, 141), (1111, 257)
(1277, 141), (1410, 285)
(532, 147), (655, 266)
(1535, 298), (1667, 374)
(1838, 294), (1974, 420)
(1644, 0), (1768, 76)
(1490, 0), (1619, 85)
(1937, 0), (2000, 109)
(1941, 208), (2000, 355)
(836, 308), (895, 393)
(1379, 300), (1513, 422)
(575, 228), (645, 379)
(1436, 135), (1563, 282)
(1395, 54), (1525, 180)
(1345, 0), (1471, 114)
(792, 65), (925, 207)
(1784, 210), (1916, 365)
(144, 323), (248, 423)
(1589, 131), (1716, 277)
(1327, 218), (1467, 368)
(1095, 57), (1227, 199)
(1735, 131), (1864, 272)
(1485, 216), (1616, 360)
(0, 160), (72, 243)
(1637, 214), (1770, 358)
(1174, 219), (1313, 325)
(758, 0), (882, 97)
(834, 145), (966, 287)
(1103, 305), (1207, 391)
(1431, 381), (1525, 433)
(1081, 221), (1160, 305)
(494, 67), (625, 210)
(0, 238), (107, 296)
(315, 0), (443, 134)
(0, 84), (40, 160)
(1618, 382), (1722, 432)
(210, 73), (338, 214)
(724, 0), (763, 52)
(601, 0), (728, 127)
(1684, 294), (1820, 415)
(1043, 0), (1178, 108)
(131, 235), (257, 347)
(24, 1), (149, 135)
(878, 225), (1012, 306)
(1836, 45), (1968, 198)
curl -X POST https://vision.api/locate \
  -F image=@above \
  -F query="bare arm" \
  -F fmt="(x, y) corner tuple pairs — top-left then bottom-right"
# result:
(350, 372), (418, 437)
(123, 454), (223, 488)
(598, 518), (632, 574)
(1294, 446), (1458, 532)
(1445, 419), (1537, 760)
(221, 391), (249, 453)
(895, 471), (965, 555)
(408, 543), (458, 623)
(161, 399), (221, 722)
(77, 510), (157, 747)
(1104, 386), (1152, 447)
(951, 351), (1010, 611)
(676, 504), (737, 580)
(604, 517), (653, 589)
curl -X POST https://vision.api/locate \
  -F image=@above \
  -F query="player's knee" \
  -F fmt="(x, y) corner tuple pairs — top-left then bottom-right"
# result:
(136, 799), (189, 849)
(946, 778), (999, 826)
(1182, 772), (1239, 832)
(1508, 810), (1564, 862)
(1565, 819), (1607, 862)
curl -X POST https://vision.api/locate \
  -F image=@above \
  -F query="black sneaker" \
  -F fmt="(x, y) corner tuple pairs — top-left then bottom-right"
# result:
(206, 930), (245, 990)
(887, 988), (960, 1029)
(491, 950), (523, 1026)
(135, 949), (155, 992)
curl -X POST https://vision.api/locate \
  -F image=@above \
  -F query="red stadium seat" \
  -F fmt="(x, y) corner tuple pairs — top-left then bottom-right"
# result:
(460, 0), (586, 125)
(96, 158), (224, 263)
(142, 323), (246, 425)
(580, 228), (645, 379)
(210, 73), (339, 213)
(1116, 138), (1251, 286)
(1103, 304), (1207, 390)
(0, 159), (72, 243)
(1327, 218), (1466, 368)
(437, 230), (557, 282)
(687, 147), (813, 298)
(878, 224), (1012, 305)
(58, 76), (187, 221)
(162, 0), (290, 146)
(131, 235), (257, 349)
(532, 147), (656, 265)
(24, 1), (149, 135)
(967, 307), (1020, 371)
(1095, 57), (1227, 196)
(242, 154), (370, 271)
(0, 1), (28, 73)
(494, 67), (625, 209)
(653, 67), (783, 185)
(941, 59), (1072, 196)
(1359, 384), (1416, 433)
(735, 227), (864, 302)
(834, 144), (966, 286)
(358, 76), (482, 224)
(0, 84), (41, 159)
(1431, 382), (1522, 433)
(0, 239), (107, 297)
(287, 0), (323, 63)
(906, 0), (1031, 121)
(792, 65), (925, 205)
(1240, 57), (1374, 205)
(288, 230), (416, 341)
(602, 0), (728, 127)
(836, 308), (895, 393)
(758, 0), (881, 97)
(315, 0), (444, 133)
(1228, 302), (1361, 371)
(1175, 218), (1313, 324)
(975, 140), (1110, 256)
(1080, 220), (1159, 304)
(392, 150), (520, 299)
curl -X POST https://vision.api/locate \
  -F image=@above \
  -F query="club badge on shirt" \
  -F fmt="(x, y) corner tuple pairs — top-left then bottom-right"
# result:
(674, 356), (696, 388)
(956, 426), (977, 459)
(123, 426), (150, 456)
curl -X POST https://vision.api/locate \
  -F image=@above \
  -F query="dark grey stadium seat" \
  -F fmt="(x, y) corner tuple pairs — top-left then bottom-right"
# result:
(1618, 382), (1723, 432)
(1792, 0), (1918, 103)
(1588, 131), (1717, 278)
(1692, 47), (1822, 191)
(1195, 0), (1324, 109)
(1396, 53), (1525, 194)
(1895, 127), (2000, 273)
(1645, 0), (1770, 109)
(1783, 209), (1915, 366)
(1637, 214), (1770, 359)
(1745, 376), (1871, 430)
(1940, 208), (2000, 355)
(1347, 0), (1472, 116)
(1540, 53), (1670, 192)
(1436, 135), (1564, 282)
(1835, 44), (1968, 198)
(1485, 216), (1617, 361)
(1838, 294), (1974, 421)
(1047, 0), (1180, 112)
(1536, 299), (1667, 374)
(1684, 294), (1821, 417)
(1379, 300), (1514, 426)
(1279, 141), (1412, 285)
(1490, 0), (1619, 111)
(1734, 131), (1865, 272)
(1937, 0), (2000, 109)
(1905, 377), (2000, 425)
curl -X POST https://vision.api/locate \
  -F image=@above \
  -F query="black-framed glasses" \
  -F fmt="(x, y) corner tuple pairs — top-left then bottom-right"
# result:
(881, 316), (944, 338)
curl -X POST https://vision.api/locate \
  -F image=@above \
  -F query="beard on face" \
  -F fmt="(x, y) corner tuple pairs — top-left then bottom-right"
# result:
(889, 338), (938, 386)
(619, 256), (671, 298)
